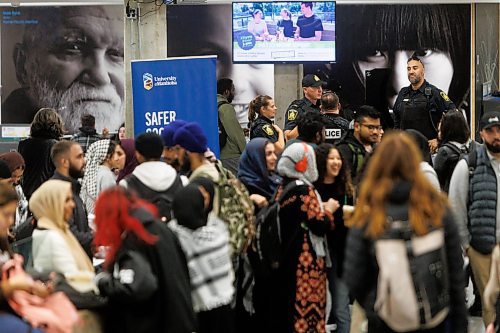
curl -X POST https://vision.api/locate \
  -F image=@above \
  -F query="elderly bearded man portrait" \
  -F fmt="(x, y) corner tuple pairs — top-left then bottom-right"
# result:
(1, 6), (124, 133)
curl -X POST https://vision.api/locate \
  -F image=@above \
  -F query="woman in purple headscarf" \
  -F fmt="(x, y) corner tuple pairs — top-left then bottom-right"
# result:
(116, 139), (139, 183)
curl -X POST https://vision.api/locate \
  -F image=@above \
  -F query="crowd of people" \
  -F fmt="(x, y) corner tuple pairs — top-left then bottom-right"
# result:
(0, 53), (498, 333)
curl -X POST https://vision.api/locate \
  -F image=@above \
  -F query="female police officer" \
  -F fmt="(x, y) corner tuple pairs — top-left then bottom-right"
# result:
(248, 95), (285, 153)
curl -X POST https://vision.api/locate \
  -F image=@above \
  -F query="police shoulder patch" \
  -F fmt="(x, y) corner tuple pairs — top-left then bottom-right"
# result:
(262, 124), (274, 136)
(440, 91), (451, 102)
(288, 109), (298, 121)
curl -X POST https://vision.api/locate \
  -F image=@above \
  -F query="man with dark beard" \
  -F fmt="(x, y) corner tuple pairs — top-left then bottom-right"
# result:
(449, 110), (500, 326)
(337, 105), (381, 185)
(393, 54), (455, 142)
(50, 140), (93, 258)
(1, 6), (124, 133)
(217, 78), (246, 175)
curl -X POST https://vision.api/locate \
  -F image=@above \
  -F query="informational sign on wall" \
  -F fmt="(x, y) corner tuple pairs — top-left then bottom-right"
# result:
(131, 56), (219, 156)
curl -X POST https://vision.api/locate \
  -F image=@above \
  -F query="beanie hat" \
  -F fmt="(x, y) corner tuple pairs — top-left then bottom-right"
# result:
(161, 120), (188, 147)
(277, 142), (318, 184)
(135, 132), (164, 160)
(0, 152), (25, 172)
(173, 122), (208, 153)
(0, 160), (12, 179)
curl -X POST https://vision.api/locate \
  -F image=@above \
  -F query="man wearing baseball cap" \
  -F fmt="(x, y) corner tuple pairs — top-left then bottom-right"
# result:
(449, 110), (500, 325)
(284, 74), (324, 140)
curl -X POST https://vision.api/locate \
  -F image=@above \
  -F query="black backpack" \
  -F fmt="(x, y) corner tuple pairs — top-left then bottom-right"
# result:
(254, 180), (300, 276)
(218, 100), (229, 150)
(126, 174), (183, 222)
(439, 141), (477, 192)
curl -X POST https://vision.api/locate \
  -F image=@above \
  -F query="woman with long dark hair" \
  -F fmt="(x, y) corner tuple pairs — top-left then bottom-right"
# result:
(343, 131), (467, 332)
(434, 110), (476, 193)
(314, 143), (354, 333)
(18, 108), (64, 200)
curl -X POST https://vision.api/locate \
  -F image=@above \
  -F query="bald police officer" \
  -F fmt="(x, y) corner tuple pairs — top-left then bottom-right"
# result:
(284, 74), (323, 140)
(321, 91), (350, 144)
(393, 54), (455, 141)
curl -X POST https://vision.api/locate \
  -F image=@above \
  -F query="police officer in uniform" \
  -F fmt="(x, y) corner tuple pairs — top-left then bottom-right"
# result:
(284, 74), (323, 140)
(320, 91), (350, 144)
(393, 54), (455, 142)
(248, 95), (285, 152)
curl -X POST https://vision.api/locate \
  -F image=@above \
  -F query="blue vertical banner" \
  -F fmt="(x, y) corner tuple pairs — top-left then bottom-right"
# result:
(131, 56), (219, 156)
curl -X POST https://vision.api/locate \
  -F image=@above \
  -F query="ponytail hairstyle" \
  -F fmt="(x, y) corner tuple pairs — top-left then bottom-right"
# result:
(248, 95), (273, 123)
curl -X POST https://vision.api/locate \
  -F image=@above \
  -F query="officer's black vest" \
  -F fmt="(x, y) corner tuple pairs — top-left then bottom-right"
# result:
(322, 114), (348, 144)
(400, 88), (436, 139)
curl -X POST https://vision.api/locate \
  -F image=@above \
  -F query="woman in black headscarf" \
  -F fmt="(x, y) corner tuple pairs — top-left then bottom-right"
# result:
(169, 179), (235, 333)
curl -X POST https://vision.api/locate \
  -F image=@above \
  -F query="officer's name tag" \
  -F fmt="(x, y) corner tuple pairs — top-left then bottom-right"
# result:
(325, 128), (341, 139)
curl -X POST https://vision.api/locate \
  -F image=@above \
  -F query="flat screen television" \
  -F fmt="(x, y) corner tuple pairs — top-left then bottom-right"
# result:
(232, 1), (336, 64)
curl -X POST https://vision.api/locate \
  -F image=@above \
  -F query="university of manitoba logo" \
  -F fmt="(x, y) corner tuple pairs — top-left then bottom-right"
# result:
(143, 73), (153, 91)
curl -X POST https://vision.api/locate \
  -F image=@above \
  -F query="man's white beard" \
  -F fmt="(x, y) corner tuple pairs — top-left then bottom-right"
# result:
(27, 72), (124, 134)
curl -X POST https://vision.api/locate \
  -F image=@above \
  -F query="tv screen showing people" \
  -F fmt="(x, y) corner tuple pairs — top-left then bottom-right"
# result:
(232, 1), (336, 63)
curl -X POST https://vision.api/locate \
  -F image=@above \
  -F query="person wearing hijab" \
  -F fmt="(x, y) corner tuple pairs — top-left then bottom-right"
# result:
(257, 142), (338, 333)
(0, 152), (28, 229)
(116, 139), (139, 183)
(30, 180), (95, 292)
(168, 179), (235, 333)
(80, 139), (125, 214)
(238, 138), (281, 206)
(93, 187), (196, 333)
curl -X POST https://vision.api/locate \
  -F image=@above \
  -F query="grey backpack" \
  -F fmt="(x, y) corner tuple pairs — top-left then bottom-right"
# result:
(374, 218), (450, 331)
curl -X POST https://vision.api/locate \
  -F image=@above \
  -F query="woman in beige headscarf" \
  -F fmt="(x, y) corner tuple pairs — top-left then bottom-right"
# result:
(30, 180), (94, 282)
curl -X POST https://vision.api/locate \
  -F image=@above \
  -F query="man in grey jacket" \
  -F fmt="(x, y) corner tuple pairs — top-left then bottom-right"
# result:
(449, 110), (500, 325)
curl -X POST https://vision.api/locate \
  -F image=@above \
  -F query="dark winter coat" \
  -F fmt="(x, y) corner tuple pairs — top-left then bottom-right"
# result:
(18, 137), (57, 200)
(97, 208), (197, 333)
(342, 182), (467, 333)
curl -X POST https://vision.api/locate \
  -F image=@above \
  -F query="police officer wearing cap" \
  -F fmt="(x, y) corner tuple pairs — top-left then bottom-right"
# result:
(393, 54), (455, 142)
(248, 95), (285, 152)
(284, 74), (323, 140)
(320, 91), (350, 144)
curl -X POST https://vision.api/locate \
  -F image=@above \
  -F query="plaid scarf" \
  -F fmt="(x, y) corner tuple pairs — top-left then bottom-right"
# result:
(81, 139), (111, 215)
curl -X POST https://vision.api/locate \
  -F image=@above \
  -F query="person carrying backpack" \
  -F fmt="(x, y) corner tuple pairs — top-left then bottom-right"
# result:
(120, 132), (183, 222)
(344, 131), (467, 333)
(337, 105), (381, 185)
(259, 142), (338, 333)
(217, 78), (247, 175)
(433, 110), (476, 193)
(449, 110), (500, 327)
